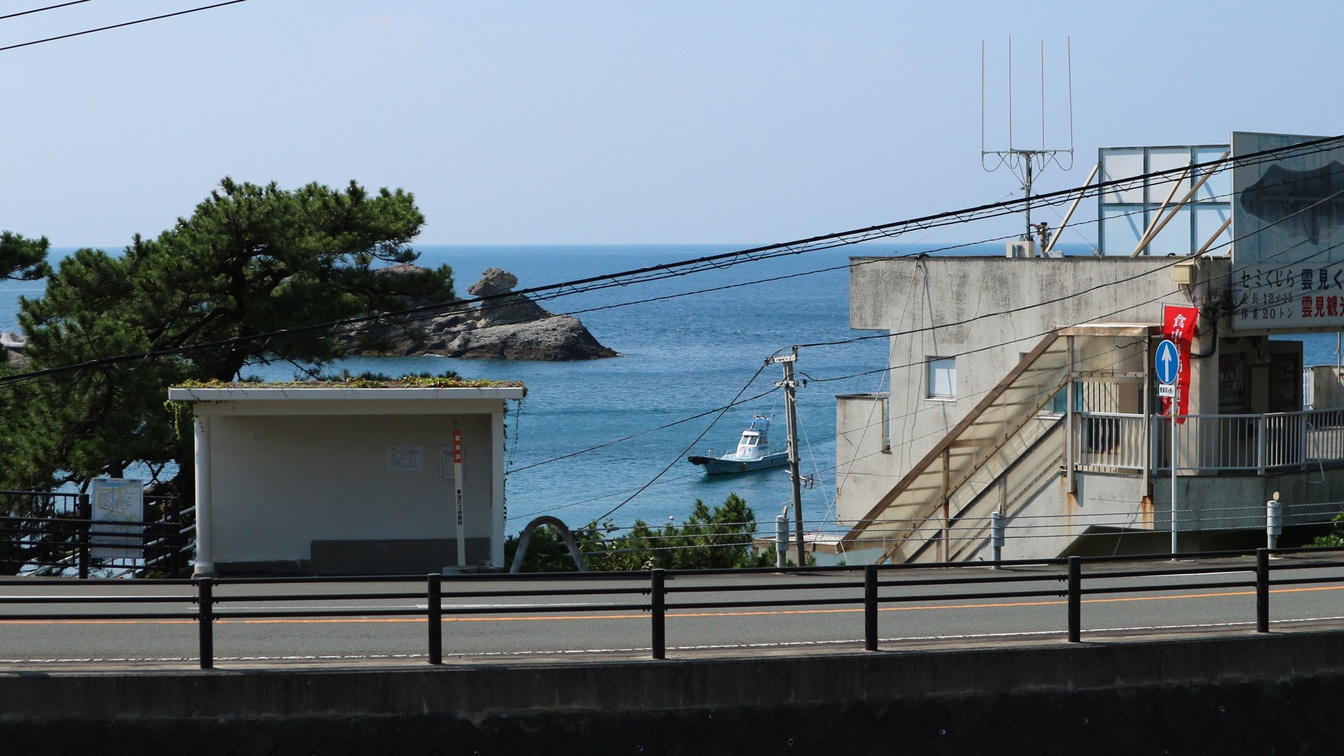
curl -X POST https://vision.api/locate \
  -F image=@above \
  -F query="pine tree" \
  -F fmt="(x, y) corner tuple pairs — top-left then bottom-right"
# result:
(0, 178), (451, 497)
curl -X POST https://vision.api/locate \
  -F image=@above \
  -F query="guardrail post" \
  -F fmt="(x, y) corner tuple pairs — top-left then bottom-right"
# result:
(428, 573), (443, 664)
(78, 519), (90, 580)
(1256, 548), (1270, 633)
(1257, 415), (1267, 476)
(651, 569), (666, 659)
(864, 565), (878, 651)
(78, 493), (90, 580)
(1067, 556), (1081, 643)
(197, 576), (214, 669)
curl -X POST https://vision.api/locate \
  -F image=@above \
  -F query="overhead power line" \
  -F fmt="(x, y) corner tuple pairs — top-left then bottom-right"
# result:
(0, 134), (1340, 392)
(0, 1), (95, 23)
(0, 0), (248, 53)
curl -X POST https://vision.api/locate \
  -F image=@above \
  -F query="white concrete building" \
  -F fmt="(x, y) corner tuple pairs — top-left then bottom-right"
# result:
(168, 385), (524, 576)
(828, 133), (1344, 564)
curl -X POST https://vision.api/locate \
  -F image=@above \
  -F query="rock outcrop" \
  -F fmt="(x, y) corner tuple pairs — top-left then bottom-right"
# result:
(344, 267), (618, 361)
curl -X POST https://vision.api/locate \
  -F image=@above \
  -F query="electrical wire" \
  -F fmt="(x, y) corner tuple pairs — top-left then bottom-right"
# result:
(0, 1), (248, 53)
(0, 134), (1331, 393)
(0, 1), (94, 22)
(587, 362), (771, 524)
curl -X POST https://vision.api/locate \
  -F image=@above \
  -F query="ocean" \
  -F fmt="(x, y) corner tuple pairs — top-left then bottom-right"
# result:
(2, 243), (1339, 537)
(339, 243), (896, 535)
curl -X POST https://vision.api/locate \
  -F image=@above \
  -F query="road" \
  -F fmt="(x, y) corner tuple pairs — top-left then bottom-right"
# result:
(2, 555), (1344, 670)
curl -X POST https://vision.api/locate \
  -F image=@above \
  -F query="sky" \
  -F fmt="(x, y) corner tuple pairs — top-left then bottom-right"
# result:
(1, 0), (1341, 248)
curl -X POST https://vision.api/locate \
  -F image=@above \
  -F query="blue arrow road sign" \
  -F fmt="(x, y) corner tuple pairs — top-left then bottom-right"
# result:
(1155, 339), (1180, 385)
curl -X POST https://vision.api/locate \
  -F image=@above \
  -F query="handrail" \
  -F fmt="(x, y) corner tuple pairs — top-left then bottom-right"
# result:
(3, 546), (1344, 669)
(1076, 406), (1344, 475)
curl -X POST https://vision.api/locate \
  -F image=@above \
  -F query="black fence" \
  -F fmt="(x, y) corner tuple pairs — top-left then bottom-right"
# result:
(1, 546), (1343, 669)
(0, 491), (192, 578)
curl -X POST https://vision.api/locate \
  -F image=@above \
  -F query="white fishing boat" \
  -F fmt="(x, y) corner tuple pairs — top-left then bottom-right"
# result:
(687, 416), (789, 475)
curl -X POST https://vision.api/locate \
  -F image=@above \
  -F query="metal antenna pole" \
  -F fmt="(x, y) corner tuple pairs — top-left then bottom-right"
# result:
(980, 38), (1075, 249)
(771, 348), (805, 566)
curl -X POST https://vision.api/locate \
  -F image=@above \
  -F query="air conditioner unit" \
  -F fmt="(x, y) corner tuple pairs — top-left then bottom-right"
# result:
(1173, 260), (1196, 286)
(1006, 240), (1037, 258)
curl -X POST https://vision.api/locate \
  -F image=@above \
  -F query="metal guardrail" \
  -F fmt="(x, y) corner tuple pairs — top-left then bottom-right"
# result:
(0, 491), (191, 578)
(1075, 408), (1344, 475)
(2, 546), (1343, 669)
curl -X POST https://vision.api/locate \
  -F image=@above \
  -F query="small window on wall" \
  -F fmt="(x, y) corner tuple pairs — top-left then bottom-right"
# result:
(927, 357), (956, 399)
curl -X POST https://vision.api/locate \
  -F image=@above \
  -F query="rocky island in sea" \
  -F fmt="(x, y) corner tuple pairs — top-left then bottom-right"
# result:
(343, 267), (618, 361)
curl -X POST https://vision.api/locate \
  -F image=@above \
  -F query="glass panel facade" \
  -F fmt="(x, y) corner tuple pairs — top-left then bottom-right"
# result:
(1098, 144), (1231, 256)
(1102, 205), (1144, 254)
(1194, 204), (1233, 253)
(1149, 207), (1193, 256)
(1101, 149), (1144, 204)
(1147, 148), (1192, 203)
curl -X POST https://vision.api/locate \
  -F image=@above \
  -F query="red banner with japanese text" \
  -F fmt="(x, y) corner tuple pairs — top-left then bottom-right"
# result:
(1162, 304), (1200, 423)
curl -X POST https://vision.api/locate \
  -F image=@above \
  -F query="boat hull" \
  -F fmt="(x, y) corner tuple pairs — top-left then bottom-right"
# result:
(687, 451), (789, 475)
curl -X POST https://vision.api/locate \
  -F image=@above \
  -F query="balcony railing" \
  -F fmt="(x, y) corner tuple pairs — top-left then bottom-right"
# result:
(1074, 407), (1344, 475)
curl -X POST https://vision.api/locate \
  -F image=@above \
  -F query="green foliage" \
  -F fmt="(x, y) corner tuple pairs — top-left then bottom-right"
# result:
(0, 178), (452, 496)
(503, 524), (582, 572)
(505, 494), (775, 572)
(1310, 510), (1344, 547)
(0, 231), (51, 282)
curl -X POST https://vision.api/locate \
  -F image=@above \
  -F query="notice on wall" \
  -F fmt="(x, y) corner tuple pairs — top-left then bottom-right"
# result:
(90, 478), (144, 560)
(386, 445), (424, 472)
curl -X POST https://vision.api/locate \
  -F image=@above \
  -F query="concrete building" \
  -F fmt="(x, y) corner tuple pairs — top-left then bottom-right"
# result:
(828, 132), (1344, 564)
(168, 384), (524, 576)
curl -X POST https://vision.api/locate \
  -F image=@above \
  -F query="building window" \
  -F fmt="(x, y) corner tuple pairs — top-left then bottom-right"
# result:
(927, 357), (956, 399)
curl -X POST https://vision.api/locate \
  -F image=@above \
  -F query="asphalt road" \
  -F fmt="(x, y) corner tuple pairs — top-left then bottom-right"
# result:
(3, 555), (1344, 671)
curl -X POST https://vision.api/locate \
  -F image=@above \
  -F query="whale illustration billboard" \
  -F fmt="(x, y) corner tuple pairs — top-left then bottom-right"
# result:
(1232, 132), (1344, 329)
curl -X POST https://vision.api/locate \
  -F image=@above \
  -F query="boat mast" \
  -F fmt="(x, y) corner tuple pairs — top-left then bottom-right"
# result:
(769, 347), (805, 566)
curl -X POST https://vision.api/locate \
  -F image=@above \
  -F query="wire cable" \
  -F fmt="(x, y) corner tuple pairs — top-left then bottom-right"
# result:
(0, 0), (248, 53)
(588, 361), (770, 524)
(0, 1), (94, 22)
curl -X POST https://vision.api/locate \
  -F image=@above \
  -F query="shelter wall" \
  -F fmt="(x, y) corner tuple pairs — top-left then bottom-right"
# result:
(207, 413), (494, 567)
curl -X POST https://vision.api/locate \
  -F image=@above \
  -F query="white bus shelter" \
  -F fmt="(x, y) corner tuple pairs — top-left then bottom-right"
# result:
(168, 385), (524, 576)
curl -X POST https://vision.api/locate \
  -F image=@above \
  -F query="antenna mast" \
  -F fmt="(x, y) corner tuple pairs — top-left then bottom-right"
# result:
(981, 37), (1075, 254)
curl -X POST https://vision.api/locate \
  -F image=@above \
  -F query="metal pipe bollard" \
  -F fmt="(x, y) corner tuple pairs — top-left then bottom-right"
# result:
(650, 569), (666, 659)
(775, 514), (788, 568)
(1256, 548), (1270, 633)
(427, 573), (442, 665)
(197, 577), (214, 669)
(991, 511), (1005, 566)
(1266, 493), (1282, 550)
(1066, 556), (1081, 643)
(864, 565), (878, 651)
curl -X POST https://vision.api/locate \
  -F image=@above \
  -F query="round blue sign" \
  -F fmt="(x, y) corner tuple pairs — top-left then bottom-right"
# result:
(1155, 339), (1180, 384)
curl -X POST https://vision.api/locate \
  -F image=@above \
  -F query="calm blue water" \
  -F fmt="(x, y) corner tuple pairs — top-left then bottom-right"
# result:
(326, 243), (895, 534)
(3, 243), (1340, 535)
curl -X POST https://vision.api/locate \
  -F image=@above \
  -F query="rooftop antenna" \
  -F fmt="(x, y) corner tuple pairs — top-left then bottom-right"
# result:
(981, 37), (1075, 255)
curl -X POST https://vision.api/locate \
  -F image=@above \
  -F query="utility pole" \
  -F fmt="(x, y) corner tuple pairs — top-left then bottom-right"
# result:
(769, 348), (806, 567)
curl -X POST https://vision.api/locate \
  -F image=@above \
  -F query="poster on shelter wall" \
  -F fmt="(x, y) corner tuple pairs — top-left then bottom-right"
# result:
(1232, 132), (1344, 329)
(90, 478), (143, 561)
(386, 445), (424, 472)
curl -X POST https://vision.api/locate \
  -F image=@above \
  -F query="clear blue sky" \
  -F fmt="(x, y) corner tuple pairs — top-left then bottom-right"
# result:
(2, 0), (1339, 248)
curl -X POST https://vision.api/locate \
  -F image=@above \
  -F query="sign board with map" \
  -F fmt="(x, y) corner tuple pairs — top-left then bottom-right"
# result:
(90, 478), (144, 560)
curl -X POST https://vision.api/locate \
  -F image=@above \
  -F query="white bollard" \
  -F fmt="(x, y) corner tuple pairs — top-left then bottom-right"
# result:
(1266, 493), (1282, 550)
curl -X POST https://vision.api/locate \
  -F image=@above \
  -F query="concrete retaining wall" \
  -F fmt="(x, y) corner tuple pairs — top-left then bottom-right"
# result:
(4, 631), (1344, 753)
